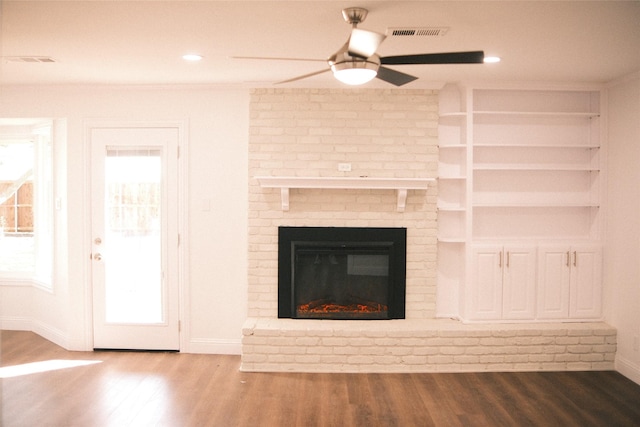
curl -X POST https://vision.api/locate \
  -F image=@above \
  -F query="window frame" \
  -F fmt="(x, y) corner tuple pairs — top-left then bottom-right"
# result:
(0, 119), (54, 289)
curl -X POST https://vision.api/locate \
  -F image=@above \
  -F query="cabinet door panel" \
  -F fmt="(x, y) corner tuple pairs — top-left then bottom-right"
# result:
(537, 246), (571, 319)
(470, 246), (503, 319)
(570, 246), (602, 318)
(502, 246), (536, 319)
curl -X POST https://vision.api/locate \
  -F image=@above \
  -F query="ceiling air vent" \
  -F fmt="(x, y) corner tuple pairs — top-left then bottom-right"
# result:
(388, 27), (449, 37)
(4, 56), (56, 63)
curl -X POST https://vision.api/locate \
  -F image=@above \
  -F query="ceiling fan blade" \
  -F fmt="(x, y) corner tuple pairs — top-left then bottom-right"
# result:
(232, 56), (326, 62)
(381, 51), (484, 65)
(376, 66), (418, 86)
(348, 28), (386, 58)
(276, 68), (330, 84)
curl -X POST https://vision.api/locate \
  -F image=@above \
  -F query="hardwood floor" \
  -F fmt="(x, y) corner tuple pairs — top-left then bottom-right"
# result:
(2, 330), (640, 427)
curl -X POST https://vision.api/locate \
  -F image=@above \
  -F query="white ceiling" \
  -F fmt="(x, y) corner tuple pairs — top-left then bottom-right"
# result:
(1, 1), (639, 88)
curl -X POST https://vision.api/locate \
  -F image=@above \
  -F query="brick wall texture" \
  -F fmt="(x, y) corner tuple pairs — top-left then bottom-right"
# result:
(242, 319), (616, 373)
(248, 88), (439, 319)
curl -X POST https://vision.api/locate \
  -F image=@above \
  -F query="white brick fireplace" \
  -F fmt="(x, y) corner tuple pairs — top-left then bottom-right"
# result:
(242, 88), (615, 373)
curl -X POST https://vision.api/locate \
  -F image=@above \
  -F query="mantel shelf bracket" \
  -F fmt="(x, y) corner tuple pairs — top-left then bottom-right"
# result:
(255, 176), (435, 212)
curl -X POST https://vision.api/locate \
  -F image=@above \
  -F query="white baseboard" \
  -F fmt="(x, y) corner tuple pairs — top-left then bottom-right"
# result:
(616, 355), (640, 385)
(1, 316), (241, 355)
(0, 316), (70, 350)
(31, 319), (69, 349)
(0, 315), (32, 331)
(187, 338), (241, 355)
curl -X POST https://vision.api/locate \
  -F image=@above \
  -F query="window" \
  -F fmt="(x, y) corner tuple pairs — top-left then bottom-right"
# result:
(0, 119), (53, 286)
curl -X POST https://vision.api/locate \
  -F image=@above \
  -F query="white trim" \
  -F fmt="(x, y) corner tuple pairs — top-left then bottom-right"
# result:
(616, 355), (640, 386)
(31, 319), (69, 349)
(0, 278), (31, 286)
(0, 316), (69, 349)
(32, 277), (54, 293)
(82, 120), (93, 350)
(0, 278), (53, 292)
(0, 315), (32, 330)
(177, 120), (190, 353)
(459, 80), (606, 92)
(606, 70), (640, 88)
(187, 338), (242, 355)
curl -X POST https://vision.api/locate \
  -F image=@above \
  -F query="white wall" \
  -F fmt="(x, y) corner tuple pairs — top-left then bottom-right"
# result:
(0, 85), (249, 353)
(606, 72), (640, 383)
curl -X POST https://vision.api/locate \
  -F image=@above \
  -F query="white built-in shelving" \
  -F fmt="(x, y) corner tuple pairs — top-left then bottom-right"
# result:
(436, 84), (604, 322)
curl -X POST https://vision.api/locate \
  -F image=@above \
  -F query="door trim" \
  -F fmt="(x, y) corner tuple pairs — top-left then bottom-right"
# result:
(83, 120), (188, 351)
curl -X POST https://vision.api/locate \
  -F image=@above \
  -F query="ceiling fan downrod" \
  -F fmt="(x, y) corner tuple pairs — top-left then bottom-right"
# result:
(342, 7), (368, 27)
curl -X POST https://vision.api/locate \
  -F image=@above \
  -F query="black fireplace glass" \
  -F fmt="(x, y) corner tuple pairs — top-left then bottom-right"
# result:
(278, 227), (406, 320)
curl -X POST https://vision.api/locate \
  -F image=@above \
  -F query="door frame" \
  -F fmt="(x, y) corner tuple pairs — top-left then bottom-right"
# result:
(83, 120), (189, 351)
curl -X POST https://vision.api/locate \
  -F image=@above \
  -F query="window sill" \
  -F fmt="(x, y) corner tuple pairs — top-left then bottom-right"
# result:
(0, 276), (53, 292)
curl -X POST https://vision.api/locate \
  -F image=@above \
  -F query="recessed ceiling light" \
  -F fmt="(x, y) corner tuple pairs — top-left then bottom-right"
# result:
(484, 56), (501, 64)
(182, 54), (203, 62)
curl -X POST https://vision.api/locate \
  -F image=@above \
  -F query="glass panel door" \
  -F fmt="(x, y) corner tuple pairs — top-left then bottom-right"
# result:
(91, 127), (179, 350)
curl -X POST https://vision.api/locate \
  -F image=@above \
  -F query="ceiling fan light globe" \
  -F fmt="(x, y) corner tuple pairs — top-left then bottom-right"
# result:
(331, 60), (378, 85)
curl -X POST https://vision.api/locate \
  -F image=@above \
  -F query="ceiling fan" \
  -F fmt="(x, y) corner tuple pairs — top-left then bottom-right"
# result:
(237, 7), (485, 86)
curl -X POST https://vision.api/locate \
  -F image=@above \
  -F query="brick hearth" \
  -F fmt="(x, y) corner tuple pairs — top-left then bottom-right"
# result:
(241, 319), (616, 373)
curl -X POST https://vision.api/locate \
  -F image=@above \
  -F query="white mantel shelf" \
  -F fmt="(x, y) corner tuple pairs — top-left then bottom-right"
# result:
(255, 176), (435, 212)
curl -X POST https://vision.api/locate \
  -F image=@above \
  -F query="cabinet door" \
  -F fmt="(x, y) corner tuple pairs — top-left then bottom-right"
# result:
(502, 245), (537, 319)
(569, 245), (602, 318)
(537, 245), (571, 319)
(469, 245), (503, 320)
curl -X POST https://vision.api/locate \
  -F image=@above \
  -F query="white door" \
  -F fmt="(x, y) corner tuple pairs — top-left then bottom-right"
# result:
(91, 127), (180, 350)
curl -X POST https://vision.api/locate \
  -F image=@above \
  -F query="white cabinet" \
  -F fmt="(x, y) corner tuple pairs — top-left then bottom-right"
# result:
(437, 85), (604, 322)
(538, 244), (602, 319)
(469, 245), (536, 320)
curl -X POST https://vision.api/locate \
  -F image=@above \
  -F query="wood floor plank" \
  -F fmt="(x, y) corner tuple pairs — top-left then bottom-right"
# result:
(410, 372), (463, 426)
(2, 330), (640, 427)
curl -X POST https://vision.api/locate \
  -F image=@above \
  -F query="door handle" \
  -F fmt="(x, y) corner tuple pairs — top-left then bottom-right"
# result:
(93, 253), (103, 261)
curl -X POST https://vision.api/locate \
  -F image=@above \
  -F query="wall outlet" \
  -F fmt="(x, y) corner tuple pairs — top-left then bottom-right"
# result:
(634, 335), (640, 352)
(338, 163), (352, 172)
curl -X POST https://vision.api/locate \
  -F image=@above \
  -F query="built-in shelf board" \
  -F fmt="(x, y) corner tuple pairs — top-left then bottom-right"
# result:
(473, 165), (600, 171)
(473, 203), (600, 208)
(473, 111), (600, 118)
(255, 176), (435, 212)
(474, 144), (600, 149)
(437, 237), (467, 243)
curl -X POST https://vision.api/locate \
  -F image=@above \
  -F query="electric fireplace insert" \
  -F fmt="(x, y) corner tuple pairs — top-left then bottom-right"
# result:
(278, 226), (406, 320)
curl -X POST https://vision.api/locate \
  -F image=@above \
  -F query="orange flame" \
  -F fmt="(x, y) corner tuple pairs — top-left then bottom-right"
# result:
(298, 302), (387, 314)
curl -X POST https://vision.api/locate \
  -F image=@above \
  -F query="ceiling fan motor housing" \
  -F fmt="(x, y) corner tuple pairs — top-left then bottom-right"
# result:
(328, 43), (381, 72)
(330, 56), (380, 73)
